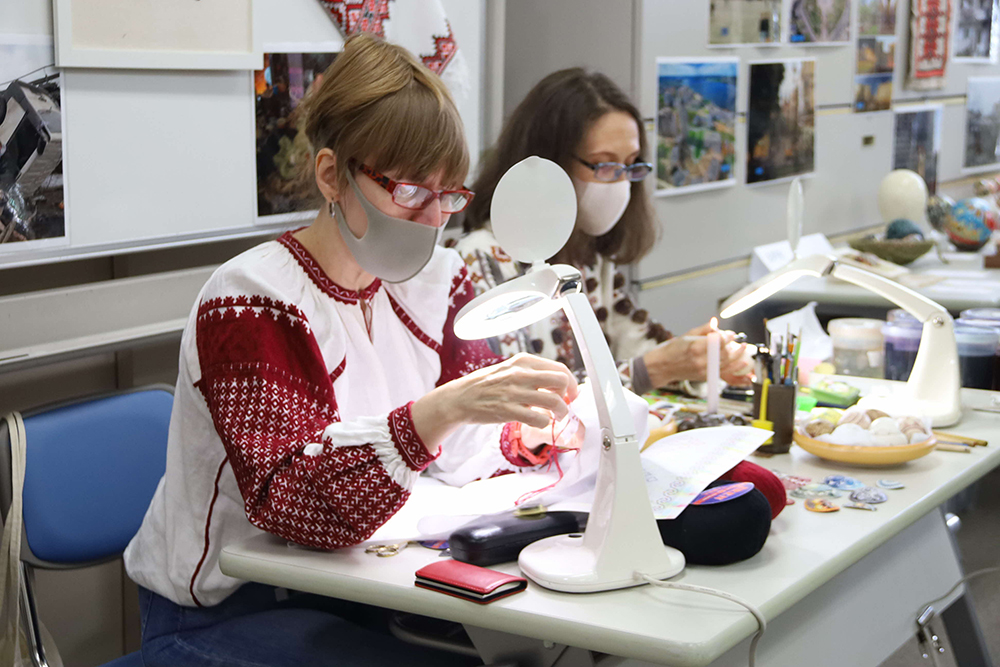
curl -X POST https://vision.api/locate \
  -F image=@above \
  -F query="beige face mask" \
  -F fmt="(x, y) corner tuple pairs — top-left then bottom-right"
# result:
(571, 176), (631, 237)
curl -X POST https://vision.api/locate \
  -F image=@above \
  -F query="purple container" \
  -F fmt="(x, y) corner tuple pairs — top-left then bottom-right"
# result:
(960, 308), (1000, 322)
(883, 319), (1000, 389)
(882, 320), (922, 382)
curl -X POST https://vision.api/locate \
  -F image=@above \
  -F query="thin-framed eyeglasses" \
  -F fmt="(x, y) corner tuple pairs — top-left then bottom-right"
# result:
(575, 157), (653, 183)
(354, 161), (475, 218)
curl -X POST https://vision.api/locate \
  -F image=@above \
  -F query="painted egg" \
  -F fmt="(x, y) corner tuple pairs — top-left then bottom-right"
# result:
(926, 194), (955, 232)
(945, 198), (995, 251)
(837, 407), (872, 430)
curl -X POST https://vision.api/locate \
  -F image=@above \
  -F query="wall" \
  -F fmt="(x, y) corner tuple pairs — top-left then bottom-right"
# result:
(503, 0), (1000, 334)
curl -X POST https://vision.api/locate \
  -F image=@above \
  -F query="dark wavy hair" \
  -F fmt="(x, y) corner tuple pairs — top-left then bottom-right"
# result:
(464, 68), (657, 268)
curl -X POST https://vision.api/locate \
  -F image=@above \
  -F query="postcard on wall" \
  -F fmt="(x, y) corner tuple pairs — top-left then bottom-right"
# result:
(859, 0), (898, 36)
(747, 60), (816, 185)
(254, 49), (339, 225)
(0, 34), (68, 253)
(964, 77), (1000, 171)
(654, 58), (738, 196)
(893, 105), (942, 193)
(954, 0), (998, 61)
(708, 0), (782, 46)
(790, 0), (852, 44)
(906, 0), (950, 90)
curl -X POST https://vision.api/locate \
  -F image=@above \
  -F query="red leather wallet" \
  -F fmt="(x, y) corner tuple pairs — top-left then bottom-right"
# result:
(414, 560), (527, 604)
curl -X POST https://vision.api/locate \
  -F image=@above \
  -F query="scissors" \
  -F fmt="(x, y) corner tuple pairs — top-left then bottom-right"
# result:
(364, 542), (410, 557)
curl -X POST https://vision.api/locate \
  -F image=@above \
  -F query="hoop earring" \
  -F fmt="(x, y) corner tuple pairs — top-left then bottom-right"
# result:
(328, 201), (335, 218)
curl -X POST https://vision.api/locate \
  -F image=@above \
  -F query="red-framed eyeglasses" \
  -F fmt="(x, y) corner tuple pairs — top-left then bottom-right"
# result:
(353, 161), (475, 216)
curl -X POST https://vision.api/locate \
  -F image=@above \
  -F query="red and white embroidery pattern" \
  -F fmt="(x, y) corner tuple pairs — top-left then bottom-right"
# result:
(387, 403), (436, 471)
(196, 294), (418, 550)
(279, 232), (382, 306)
(437, 266), (501, 386)
(421, 23), (457, 75)
(319, 0), (391, 37)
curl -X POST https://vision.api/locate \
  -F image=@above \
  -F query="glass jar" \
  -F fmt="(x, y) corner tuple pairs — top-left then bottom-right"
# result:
(828, 318), (884, 378)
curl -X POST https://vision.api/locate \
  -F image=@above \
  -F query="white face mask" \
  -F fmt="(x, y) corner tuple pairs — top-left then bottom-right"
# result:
(571, 176), (631, 237)
(332, 168), (441, 283)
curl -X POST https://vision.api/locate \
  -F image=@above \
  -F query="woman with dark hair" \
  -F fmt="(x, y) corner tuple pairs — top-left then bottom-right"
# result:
(455, 68), (753, 395)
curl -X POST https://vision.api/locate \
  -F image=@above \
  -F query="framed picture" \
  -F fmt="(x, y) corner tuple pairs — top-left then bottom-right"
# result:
(747, 59), (816, 186)
(954, 0), (999, 62)
(708, 0), (782, 46)
(0, 34), (69, 253)
(855, 35), (896, 113)
(893, 105), (942, 193)
(254, 46), (340, 225)
(789, 0), (852, 44)
(858, 0), (898, 36)
(52, 0), (260, 70)
(654, 58), (738, 196)
(964, 77), (1000, 172)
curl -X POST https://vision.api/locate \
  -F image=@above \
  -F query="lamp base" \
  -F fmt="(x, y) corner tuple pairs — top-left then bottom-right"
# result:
(518, 534), (685, 593)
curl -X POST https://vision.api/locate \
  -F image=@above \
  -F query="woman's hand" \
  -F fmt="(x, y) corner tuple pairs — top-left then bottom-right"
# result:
(411, 354), (579, 451)
(643, 322), (753, 387)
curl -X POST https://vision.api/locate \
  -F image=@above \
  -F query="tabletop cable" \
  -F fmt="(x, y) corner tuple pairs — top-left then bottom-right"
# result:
(635, 572), (766, 667)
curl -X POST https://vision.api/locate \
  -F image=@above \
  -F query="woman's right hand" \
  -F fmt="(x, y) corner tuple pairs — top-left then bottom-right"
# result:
(411, 354), (579, 450)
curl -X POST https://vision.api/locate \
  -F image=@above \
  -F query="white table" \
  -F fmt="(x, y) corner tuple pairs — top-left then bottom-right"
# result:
(220, 383), (1000, 667)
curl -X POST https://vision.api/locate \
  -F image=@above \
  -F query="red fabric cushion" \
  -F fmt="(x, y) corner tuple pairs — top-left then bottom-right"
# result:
(720, 461), (786, 519)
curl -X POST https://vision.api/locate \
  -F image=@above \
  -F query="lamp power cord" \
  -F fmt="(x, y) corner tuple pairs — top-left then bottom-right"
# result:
(635, 572), (766, 667)
(914, 565), (1000, 666)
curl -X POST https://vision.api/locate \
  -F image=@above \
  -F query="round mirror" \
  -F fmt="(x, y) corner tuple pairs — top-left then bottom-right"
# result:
(490, 156), (577, 263)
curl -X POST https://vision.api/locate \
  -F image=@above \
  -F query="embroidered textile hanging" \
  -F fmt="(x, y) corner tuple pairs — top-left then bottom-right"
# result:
(317, 0), (457, 76)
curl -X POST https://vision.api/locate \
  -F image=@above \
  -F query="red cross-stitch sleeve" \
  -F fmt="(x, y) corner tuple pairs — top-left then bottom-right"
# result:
(194, 295), (435, 549)
(437, 265), (502, 386)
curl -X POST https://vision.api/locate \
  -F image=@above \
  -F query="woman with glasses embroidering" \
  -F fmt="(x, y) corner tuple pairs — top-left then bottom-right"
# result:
(455, 69), (755, 397)
(123, 34), (579, 667)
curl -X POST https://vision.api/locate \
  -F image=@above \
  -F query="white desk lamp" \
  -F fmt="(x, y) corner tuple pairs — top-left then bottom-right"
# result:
(719, 254), (962, 427)
(454, 157), (685, 593)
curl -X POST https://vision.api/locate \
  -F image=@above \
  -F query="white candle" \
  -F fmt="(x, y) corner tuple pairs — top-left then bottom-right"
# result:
(706, 317), (720, 415)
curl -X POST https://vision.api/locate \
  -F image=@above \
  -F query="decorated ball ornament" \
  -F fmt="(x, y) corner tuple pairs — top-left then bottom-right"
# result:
(945, 198), (994, 251)
(878, 169), (928, 224)
(926, 194), (955, 232)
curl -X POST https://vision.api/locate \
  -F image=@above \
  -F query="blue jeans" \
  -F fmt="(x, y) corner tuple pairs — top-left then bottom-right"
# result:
(138, 583), (481, 667)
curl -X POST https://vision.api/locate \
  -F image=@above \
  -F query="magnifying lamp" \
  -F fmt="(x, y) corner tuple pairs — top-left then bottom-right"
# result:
(720, 254), (962, 427)
(454, 157), (684, 593)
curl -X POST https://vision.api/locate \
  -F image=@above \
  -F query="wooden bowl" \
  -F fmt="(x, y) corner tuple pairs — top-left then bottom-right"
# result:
(793, 431), (937, 465)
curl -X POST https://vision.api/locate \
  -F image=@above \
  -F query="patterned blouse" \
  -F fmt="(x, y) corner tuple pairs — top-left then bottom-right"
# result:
(449, 228), (674, 387)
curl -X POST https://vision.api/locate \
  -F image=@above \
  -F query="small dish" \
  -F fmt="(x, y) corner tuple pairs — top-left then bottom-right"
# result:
(793, 431), (937, 465)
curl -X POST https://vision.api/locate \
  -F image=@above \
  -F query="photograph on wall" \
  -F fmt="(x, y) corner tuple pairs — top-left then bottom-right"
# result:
(954, 0), (998, 61)
(255, 50), (339, 224)
(854, 73), (894, 112)
(747, 60), (816, 185)
(893, 106), (942, 193)
(906, 0), (950, 90)
(859, 0), (898, 36)
(0, 34), (66, 250)
(964, 77), (1000, 170)
(790, 0), (852, 44)
(655, 58), (738, 196)
(854, 35), (895, 112)
(708, 0), (782, 46)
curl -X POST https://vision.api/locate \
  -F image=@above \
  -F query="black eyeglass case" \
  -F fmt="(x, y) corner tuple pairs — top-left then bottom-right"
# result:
(448, 510), (588, 567)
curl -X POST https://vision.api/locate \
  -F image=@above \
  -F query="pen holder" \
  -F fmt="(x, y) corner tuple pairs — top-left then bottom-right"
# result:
(752, 381), (797, 454)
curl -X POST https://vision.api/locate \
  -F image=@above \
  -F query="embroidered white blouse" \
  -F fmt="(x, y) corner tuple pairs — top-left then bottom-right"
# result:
(125, 232), (536, 608)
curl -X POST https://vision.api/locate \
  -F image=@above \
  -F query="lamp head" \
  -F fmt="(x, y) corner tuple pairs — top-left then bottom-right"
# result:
(454, 264), (583, 340)
(719, 254), (835, 319)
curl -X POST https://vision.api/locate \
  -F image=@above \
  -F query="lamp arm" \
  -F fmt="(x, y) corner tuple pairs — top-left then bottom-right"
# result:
(560, 292), (636, 442)
(830, 263), (947, 323)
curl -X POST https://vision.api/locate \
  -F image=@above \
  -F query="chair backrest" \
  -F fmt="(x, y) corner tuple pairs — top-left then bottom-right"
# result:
(0, 386), (173, 567)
